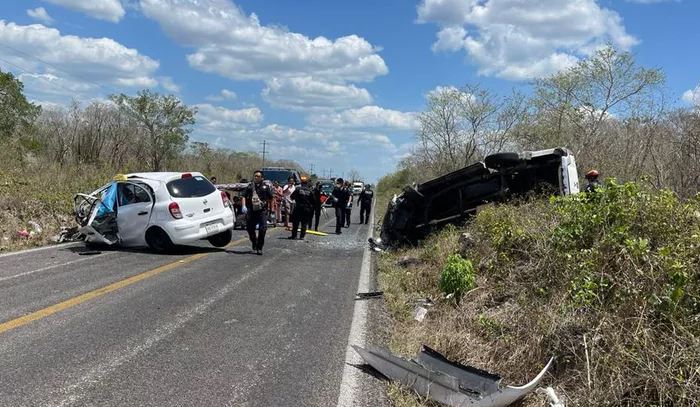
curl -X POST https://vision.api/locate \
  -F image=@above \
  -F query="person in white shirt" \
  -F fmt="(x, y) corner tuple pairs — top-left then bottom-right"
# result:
(282, 176), (296, 229)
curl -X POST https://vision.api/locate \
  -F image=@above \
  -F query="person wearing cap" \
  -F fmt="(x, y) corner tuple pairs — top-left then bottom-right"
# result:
(289, 175), (314, 240)
(584, 169), (602, 193)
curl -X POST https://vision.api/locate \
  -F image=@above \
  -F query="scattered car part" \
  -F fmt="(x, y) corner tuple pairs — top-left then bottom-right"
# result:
(352, 345), (553, 407)
(414, 306), (428, 321)
(380, 148), (579, 246)
(355, 291), (384, 300)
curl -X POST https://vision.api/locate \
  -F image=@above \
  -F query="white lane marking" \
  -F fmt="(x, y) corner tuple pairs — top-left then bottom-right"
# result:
(336, 201), (374, 407)
(0, 242), (81, 259)
(0, 252), (114, 282)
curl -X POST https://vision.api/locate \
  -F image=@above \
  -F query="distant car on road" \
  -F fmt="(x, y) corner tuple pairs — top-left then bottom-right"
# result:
(74, 172), (234, 251)
(352, 181), (364, 195)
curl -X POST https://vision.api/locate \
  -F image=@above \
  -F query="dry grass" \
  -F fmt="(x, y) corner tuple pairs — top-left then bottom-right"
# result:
(376, 181), (700, 406)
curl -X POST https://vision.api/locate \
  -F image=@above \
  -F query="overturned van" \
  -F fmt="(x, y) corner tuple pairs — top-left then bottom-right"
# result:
(380, 148), (579, 246)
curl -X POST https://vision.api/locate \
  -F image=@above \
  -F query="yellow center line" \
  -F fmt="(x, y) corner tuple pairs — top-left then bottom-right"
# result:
(0, 233), (258, 335)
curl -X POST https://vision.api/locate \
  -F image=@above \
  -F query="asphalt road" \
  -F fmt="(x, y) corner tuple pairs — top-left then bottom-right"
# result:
(0, 209), (389, 406)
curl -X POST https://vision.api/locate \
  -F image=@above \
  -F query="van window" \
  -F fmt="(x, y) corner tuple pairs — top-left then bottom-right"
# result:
(167, 176), (215, 198)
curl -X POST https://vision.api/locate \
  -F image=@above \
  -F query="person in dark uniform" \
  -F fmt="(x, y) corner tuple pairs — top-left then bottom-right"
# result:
(242, 170), (273, 255)
(289, 175), (315, 240)
(332, 178), (348, 234)
(584, 169), (602, 193)
(344, 181), (353, 227)
(310, 181), (323, 231)
(358, 184), (374, 224)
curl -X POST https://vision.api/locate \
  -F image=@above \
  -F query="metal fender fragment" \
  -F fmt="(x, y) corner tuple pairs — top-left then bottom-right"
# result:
(352, 345), (553, 407)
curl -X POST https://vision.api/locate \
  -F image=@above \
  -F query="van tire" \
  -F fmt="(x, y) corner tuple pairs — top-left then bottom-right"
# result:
(485, 152), (521, 169)
(208, 229), (232, 247)
(146, 227), (173, 253)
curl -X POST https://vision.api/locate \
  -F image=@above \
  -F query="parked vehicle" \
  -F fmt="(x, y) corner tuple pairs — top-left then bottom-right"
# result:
(352, 181), (364, 195)
(381, 148), (579, 246)
(74, 172), (234, 251)
(261, 167), (301, 186)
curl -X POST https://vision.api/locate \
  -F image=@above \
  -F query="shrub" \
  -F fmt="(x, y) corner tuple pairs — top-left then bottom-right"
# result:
(438, 254), (476, 300)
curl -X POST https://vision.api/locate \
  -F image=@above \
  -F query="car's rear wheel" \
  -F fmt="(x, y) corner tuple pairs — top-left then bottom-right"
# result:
(146, 227), (173, 253)
(208, 229), (232, 247)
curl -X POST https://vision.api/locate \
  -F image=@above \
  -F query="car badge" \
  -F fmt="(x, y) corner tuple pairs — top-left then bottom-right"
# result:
(203, 199), (208, 205)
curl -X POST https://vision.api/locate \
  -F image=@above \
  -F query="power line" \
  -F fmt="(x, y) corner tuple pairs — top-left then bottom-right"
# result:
(0, 42), (133, 97)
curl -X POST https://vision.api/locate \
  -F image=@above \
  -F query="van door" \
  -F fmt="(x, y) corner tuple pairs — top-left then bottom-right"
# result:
(116, 182), (154, 246)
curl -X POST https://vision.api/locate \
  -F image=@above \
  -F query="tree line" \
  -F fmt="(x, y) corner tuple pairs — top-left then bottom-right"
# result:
(0, 73), (300, 183)
(405, 46), (700, 197)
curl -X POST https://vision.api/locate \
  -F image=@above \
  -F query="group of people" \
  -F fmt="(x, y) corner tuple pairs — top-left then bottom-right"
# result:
(237, 170), (373, 255)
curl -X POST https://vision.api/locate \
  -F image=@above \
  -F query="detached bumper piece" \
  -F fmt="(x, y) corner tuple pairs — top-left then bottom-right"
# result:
(352, 345), (553, 407)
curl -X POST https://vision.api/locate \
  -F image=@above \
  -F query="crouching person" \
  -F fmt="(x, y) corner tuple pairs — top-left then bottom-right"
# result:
(243, 170), (273, 255)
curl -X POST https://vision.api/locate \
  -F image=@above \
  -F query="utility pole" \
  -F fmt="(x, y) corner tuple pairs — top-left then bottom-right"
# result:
(260, 140), (267, 168)
(309, 163), (315, 175)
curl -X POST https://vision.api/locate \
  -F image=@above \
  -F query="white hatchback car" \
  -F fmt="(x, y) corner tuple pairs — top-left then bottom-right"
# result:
(74, 172), (234, 251)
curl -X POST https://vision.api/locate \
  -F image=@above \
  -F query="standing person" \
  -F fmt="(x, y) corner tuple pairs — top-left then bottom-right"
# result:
(332, 178), (347, 235)
(344, 181), (353, 227)
(311, 181), (322, 231)
(289, 176), (314, 240)
(272, 181), (283, 225)
(210, 176), (217, 185)
(282, 176), (296, 229)
(584, 170), (602, 193)
(358, 184), (374, 224)
(242, 170), (273, 255)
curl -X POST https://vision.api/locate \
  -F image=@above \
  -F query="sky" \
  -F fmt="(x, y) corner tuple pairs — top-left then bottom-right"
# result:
(1, 0), (699, 183)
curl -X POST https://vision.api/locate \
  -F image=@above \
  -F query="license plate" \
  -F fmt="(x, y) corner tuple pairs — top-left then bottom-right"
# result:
(205, 223), (222, 234)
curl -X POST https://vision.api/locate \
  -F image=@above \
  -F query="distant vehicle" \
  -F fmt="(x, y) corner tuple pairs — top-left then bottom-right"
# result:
(74, 172), (234, 251)
(381, 148), (579, 246)
(261, 167), (301, 186)
(319, 179), (335, 207)
(352, 181), (364, 195)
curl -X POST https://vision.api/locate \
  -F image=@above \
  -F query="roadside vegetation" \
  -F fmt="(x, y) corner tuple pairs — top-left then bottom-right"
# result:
(375, 46), (700, 405)
(0, 70), (302, 253)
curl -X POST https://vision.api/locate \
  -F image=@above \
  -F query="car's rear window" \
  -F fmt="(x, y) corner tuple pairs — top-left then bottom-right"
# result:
(167, 176), (215, 198)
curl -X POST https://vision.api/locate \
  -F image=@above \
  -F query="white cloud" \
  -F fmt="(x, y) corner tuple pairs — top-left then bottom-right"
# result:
(19, 73), (99, 104)
(27, 7), (54, 25)
(0, 21), (159, 97)
(307, 106), (419, 130)
(417, 0), (639, 80)
(158, 76), (180, 93)
(43, 0), (126, 22)
(682, 85), (700, 106)
(261, 77), (373, 111)
(205, 89), (237, 102)
(139, 0), (388, 83)
(195, 104), (263, 134)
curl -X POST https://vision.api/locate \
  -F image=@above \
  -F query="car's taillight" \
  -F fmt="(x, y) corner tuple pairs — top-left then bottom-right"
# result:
(221, 191), (230, 207)
(168, 202), (183, 219)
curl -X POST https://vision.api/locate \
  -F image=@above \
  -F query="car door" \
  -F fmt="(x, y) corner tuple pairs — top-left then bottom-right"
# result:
(116, 182), (154, 247)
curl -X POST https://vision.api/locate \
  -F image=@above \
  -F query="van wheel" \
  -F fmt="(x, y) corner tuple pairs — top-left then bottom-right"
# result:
(208, 229), (232, 247)
(485, 152), (521, 169)
(146, 227), (173, 253)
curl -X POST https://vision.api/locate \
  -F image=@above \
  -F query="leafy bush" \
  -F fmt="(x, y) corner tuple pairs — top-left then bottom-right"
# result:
(438, 254), (476, 299)
(379, 179), (700, 406)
